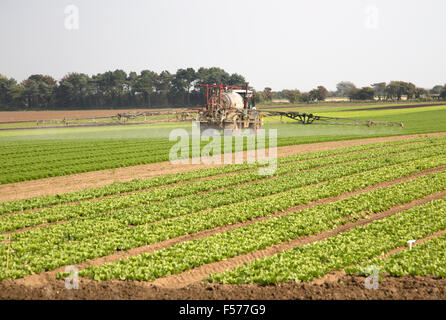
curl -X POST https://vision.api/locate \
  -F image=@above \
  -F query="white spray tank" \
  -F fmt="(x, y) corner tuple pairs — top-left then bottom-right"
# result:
(221, 91), (245, 110)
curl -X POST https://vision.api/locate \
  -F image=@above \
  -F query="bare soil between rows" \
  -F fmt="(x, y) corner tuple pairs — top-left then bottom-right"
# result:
(151, 189), (446, 289)
(0, 109), (178, 123)
(2, 132), (446, 202)
(0, 275), (445, 300)
(14, 168), (446, 291)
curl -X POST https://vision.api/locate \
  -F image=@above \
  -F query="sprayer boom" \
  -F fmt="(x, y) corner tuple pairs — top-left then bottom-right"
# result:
(261, 111), (403, 127)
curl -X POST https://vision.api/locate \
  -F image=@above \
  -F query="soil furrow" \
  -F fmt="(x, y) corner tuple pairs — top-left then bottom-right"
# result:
(2, 155), (376, 235)
(2, 132), (445, 202)
(14, 165), (446, 287)
(3, 144), (378, 217)
(150, 189), (446, 288)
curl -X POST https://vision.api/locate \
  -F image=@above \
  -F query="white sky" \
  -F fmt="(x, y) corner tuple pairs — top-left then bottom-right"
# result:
(0, 0), (445, 91)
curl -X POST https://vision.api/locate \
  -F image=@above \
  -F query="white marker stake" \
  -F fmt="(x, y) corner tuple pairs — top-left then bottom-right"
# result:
(408, 239), (416, 250)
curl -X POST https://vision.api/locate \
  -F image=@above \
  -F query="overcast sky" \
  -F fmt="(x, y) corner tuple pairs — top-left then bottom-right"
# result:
(0, 0), (445, 91)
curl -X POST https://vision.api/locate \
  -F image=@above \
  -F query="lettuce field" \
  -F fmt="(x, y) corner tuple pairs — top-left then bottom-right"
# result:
(1, 103), (446, 299)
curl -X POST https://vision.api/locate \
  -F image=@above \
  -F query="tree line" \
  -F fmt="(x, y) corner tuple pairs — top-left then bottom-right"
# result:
(1, 69), (445, 110)
(0, 67), (246, 110)
(257, 81), (446, 104)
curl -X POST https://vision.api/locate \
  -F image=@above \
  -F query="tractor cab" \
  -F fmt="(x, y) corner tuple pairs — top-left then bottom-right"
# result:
(232, 89), (255, 110)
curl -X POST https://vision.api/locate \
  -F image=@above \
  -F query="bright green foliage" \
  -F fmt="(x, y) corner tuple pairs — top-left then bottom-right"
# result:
(209, 198), (446, 284)
(1, 148), (446, 279)
(0, 139), (175, 183)
(4, 143), (446, 246)
(0, 136), (434, 214)
(78, 170), (446, 281)
(1, 139), (442, 233)
(347, 234), (446, 278)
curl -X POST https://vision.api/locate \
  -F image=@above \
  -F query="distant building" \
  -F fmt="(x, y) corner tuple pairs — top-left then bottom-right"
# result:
(271, 99), (290, 103)
(325, 97), (350, 102)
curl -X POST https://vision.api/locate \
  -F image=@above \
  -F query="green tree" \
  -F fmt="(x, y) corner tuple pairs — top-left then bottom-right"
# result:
(0, 75), (24, 108)
(404, 82), (416, 99)
(175, 68), (196, 105)
(414, 87), (427, 99)
(348, 87), (375, 100)
(386, 81), (404, 100)
(254, 90), (265, 104)
(385, 81), (416, 100)
(309, 86), (328, 101)
(195, 67), (230, 87)
(372, 82), (386, 100)
(111, 69), (128, 107)
(228, 73), (246, 87)
(430, 85), (443, 95)
(155, 71), (173, 106)
(56, 73), (89, 108)
(336, 81), (356, 97)
(317, 86), (328, 101)
(440, 85), (446, 100)
(284, 89), (301, 103)
(0, 68), (249, 109)
(22, 74), (57, 108)
(126, 71), (139, 106)
(135, 70), (156, 107)
(263, 87), (273, 101)
(300, 92), (311, 103)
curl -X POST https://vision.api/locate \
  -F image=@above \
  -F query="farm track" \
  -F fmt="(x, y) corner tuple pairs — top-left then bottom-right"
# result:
(1, 131), (446, 202)
(0, 122), (155, 131)
(0, 109), (177, 123)
(151, 189), (446, 288)
(15, 165), (446, 287)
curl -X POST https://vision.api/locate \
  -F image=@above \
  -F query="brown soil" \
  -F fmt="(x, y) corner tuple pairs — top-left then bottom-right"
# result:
(6, 142), (409, 218)
(1, 132), (446, 202)
(4, 153), (381, 234)
(0, 109), (178, 123)
(0, 275), (445, 300)
(4, 146), (363, 219)
(151, 189), (446, 289)
(15, 169), (446, 290)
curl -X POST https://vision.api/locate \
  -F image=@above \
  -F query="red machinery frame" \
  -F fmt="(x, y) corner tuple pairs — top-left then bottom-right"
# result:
(199, 83), (250, 111)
